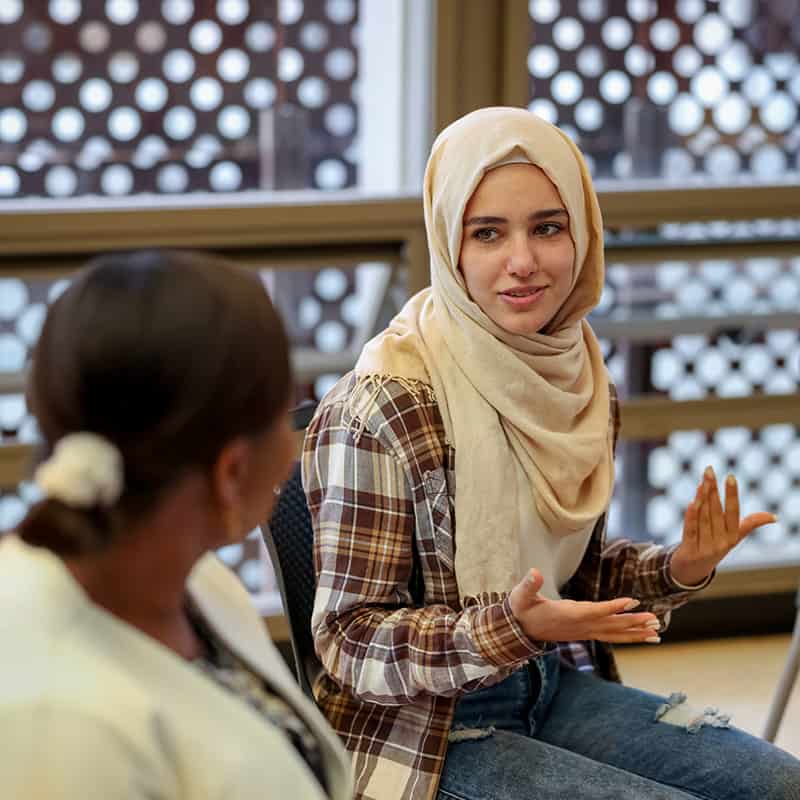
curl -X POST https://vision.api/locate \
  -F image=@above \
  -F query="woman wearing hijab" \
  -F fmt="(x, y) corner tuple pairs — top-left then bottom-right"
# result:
(302, 108), (800, 800)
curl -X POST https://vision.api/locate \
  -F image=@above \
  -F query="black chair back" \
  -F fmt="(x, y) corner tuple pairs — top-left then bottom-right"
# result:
(260, 403), (321, 700)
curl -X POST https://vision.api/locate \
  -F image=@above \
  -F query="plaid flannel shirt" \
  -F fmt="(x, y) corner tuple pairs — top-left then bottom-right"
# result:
(302, 373), (703, 800)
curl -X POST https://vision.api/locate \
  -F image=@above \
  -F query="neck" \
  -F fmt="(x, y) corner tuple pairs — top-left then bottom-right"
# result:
(65, 480), (218, 659)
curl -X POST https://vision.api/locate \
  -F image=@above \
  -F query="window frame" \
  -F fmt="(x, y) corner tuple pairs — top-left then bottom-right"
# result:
(1, 0), (799, 617)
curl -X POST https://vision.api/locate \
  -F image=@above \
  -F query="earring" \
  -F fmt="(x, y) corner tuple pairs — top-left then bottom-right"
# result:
(273, 485), (282, 496)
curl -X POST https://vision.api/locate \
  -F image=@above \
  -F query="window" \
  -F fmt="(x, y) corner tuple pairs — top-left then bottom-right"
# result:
(0, 0), (363, 197)
(527, 0), (800, 182)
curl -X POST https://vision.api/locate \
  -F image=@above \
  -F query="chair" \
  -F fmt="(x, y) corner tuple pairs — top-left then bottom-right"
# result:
(260, 402), (321, 701)
(763, 586), (800, 742)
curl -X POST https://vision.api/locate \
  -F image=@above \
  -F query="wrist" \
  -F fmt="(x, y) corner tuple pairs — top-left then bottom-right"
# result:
(669, 548), (713, 588)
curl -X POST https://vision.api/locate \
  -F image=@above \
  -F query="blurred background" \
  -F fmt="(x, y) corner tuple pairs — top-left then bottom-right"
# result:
(0, 0), (799, 643)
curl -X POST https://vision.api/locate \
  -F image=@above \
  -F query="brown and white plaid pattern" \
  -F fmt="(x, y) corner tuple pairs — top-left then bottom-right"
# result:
(302, 374), (701, 800)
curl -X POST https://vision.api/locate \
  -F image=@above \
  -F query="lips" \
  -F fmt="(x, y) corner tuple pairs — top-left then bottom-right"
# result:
(500, 286), (546, 297)
(498, 285), (546, 309)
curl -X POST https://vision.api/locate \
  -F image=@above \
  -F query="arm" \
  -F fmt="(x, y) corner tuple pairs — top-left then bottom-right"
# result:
(565, 388), (776, 628)
(562, 382), (709, 628)
(303, 389), (544, 707)
(564, 522), (702, 621)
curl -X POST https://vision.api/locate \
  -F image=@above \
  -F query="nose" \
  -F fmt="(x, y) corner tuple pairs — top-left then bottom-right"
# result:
(506, 232), (536, 278)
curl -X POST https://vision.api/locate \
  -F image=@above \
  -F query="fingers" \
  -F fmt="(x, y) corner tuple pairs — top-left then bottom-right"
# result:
(739, 512), (778, 540)
(600, 611), (659, 632)
(599, 630), (662, 644)
(682, 499), (699, 551)
(526, 568), (544, 594)
(594, 612), (661, 643)
(705, 468), (727, 546)
(584, 597), (641, 618)
(699, 475), (713, 548)
(508, 567), (545, 618)
(566, 601), (661, 643)
(724, 473), (740, 537)
(720, 472), (776, 544)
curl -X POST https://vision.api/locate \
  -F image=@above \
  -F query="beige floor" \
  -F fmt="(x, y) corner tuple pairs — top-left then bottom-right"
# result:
(615, 634), (799, 757)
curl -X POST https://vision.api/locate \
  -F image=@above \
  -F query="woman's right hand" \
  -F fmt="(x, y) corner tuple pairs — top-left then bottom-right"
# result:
(508, 568), (662, 644)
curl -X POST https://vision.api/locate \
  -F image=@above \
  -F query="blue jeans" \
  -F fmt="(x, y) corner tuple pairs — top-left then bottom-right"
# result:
(438, 651), (800, 800)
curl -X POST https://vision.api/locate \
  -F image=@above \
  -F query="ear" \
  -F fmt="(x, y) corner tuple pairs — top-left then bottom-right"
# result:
(211, 437), (252, 516)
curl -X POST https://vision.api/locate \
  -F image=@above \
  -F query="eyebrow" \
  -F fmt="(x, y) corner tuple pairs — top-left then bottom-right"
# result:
(463, 209), (568, 226)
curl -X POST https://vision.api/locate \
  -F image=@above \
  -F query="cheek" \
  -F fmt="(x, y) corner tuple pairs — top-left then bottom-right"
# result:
(553, 242), (576, 291)
(253, 424), (295, 498)
(458, 246), (491, 297)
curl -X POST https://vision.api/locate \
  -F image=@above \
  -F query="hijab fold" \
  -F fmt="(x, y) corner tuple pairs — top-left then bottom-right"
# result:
(353, 107), (614, 601)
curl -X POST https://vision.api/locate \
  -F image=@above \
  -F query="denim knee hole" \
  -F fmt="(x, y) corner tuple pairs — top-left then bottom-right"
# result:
(654, 692), (732, 733)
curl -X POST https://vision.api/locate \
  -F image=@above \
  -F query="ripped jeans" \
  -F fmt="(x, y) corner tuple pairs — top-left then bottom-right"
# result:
(438, 650), (800, 800)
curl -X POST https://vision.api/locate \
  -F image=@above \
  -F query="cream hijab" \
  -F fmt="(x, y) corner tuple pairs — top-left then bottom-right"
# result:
(353, 107), (614, 601)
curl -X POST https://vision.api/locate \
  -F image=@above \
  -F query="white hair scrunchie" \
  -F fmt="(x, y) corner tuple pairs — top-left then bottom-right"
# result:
(34, 433), (124, 509)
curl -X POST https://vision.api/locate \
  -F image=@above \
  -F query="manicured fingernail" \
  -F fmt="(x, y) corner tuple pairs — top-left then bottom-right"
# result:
(726, 474), (736, 486)
(769, 514), (778, 523)
(623, 600), (640, 611)
(705, 466), (714, 479)
(646, 636), (661, 644)
(646, 620), (661, 630)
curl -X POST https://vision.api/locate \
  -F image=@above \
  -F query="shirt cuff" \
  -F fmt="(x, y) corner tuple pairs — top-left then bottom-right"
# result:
(465, 592), (548, 666)
(665, 548), (715, 592)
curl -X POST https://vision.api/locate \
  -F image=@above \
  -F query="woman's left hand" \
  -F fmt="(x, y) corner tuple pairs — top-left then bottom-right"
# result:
(670, 467), (777, 588)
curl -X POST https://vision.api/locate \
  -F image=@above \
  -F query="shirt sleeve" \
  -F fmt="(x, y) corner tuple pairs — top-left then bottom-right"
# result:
(303, 386), (544, 707)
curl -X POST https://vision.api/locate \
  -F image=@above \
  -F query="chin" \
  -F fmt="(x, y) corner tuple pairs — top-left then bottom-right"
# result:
(496, 313), (547, 338)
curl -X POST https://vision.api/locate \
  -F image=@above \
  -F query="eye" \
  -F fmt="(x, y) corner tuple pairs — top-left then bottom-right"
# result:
(472, 227), (499, 242)
(535, 222), (564, 237)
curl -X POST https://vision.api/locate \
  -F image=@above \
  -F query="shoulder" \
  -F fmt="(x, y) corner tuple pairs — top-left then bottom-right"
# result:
(306, 372), (448, 472)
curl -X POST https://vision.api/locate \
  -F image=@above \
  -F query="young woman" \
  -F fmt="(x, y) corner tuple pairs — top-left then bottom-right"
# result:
(0, 250), (352, 799)
(302, 107), (800, 800)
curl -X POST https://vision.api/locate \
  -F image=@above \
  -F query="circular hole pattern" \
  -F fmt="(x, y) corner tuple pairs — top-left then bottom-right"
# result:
(80, 78), (114, 112)
(217, 48), (250, 82)
(162, 0), (194, 25)
(553, 17), (584, 50)
(209, 160), (242, 191)
(278, 47), (304, 82)
(49, 0), (82, 25)
(244, 77), (275, 108)
(217, 105), (250, 139)
(106, 0), (139, 25)
(190, 76), (223, 111)
(164, 105), (196, 140)
(217, 0), (249, 25)
(108, 106), (141, 141)
(315, 157), (348, 189)
(23, 80), (56, 113)
(298, 76), (329, 109)
(109, 51), (139, 83)
(4, 0), (360, 200)
(528, 3), (800, 181)
(190, 20), (223, 53)
(602, 17), (633, 50)
(162, 48), (194, 83)
(135, 77), (169, 112)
